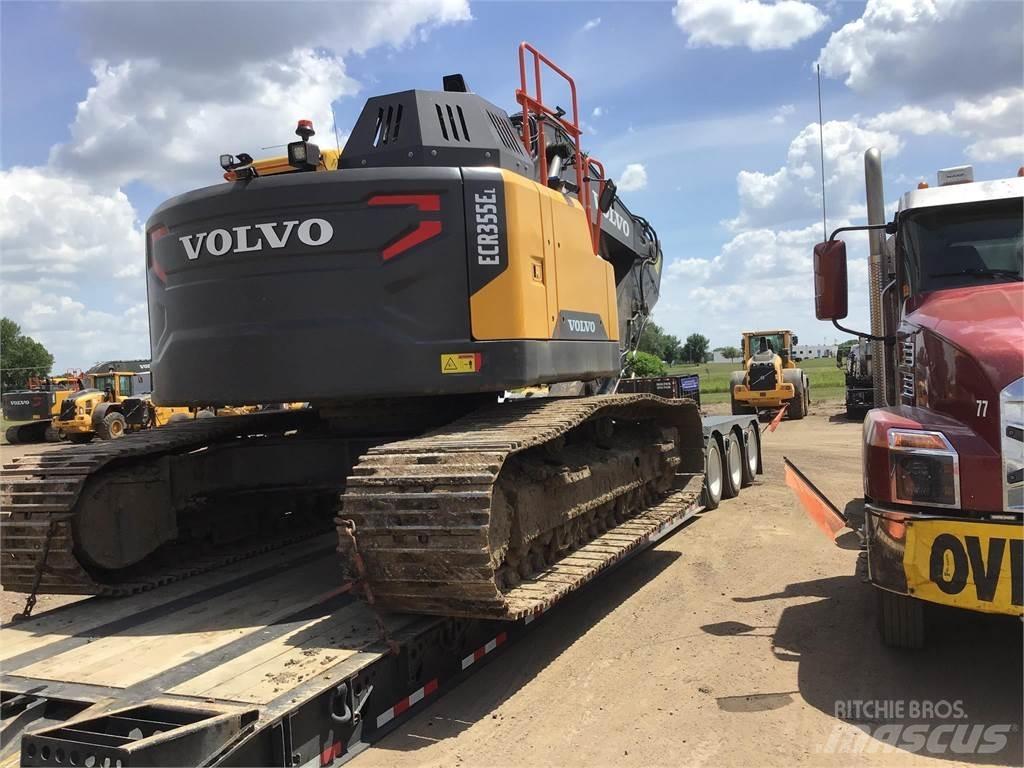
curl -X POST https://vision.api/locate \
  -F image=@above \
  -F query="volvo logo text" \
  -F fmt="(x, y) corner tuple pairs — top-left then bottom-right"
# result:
(178, 218), (334, 260)
(567, 318), (597, 334)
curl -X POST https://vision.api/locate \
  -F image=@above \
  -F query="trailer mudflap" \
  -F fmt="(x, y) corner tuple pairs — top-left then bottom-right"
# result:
(783, 457), (847, 540)
(19, 700), (257, 767)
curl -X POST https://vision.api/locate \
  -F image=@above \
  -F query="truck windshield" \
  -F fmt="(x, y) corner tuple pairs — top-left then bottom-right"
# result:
(901, 197), (1023, 294)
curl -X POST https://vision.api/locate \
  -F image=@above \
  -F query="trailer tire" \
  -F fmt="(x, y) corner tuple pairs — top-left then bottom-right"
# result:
(97, 412), (127, 440)
(722, 433), (742, 499)
(740, 422), (759, 486)
(703, 437), (724, 510)
(877, 589), (924, 650)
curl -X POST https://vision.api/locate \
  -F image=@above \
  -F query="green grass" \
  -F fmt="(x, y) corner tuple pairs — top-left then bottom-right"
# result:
(667, 357), (846, 405)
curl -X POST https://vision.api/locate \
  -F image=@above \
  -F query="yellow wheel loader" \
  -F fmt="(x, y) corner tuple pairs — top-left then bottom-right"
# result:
(729, 330), (809, 419)
(52, 369), (195, 443)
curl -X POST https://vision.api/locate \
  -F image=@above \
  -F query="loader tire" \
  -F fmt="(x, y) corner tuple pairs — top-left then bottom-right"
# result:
(784, 370), (806, 420)
(96, 412), (127, 440)
(877, 589), (924, 650)
(168, 412), (192, 424)
(729, 371), (752, 415)
(68, 433), (94, 444)
(5, 426), (21, 445)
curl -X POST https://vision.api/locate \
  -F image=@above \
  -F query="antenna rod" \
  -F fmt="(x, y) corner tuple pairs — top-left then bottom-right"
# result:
(332, 104), (342, 154)
(816, 64), (827, 242)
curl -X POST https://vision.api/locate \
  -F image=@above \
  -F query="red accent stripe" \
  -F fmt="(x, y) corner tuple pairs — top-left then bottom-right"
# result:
(474, 648), (485, 662)
(394, 697), (411, 717)
(150, 258), (167, 284)
(368, 194), (441, 211)
(381, 221), (442, 261)
(496, 631), (507, 645)
(424, 678), (439, 696)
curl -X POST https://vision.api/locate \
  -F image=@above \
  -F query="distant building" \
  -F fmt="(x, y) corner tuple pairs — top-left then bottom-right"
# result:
(792, 344), (837, 361)
(711, 350), (742, 364)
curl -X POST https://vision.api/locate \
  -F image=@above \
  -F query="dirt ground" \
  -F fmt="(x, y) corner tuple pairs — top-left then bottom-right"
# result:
(2, 403), (1021, 766)
(358, 401), (1023, 768)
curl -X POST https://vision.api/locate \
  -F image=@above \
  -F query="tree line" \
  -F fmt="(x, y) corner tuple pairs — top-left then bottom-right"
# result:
(1, 318), (54, 392)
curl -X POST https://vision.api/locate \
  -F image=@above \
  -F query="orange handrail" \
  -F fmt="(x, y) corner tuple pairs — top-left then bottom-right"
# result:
(516, 43), (604, 253)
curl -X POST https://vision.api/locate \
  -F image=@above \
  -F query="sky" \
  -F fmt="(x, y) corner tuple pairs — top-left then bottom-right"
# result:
(1, 0), (1022, 372)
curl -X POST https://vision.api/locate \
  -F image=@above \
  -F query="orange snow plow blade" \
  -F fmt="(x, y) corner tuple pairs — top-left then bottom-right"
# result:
(783, 457), (847, 541)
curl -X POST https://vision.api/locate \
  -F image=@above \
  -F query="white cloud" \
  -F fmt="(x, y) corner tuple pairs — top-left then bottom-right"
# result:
(50, 50), (356, 194)
(730, 119), (902, 230)
(865, 106), (954, 136)
(2, 1), (471, 371)
(864, 88), (1024, 161)
(770, 104), (795, 125)
(592, 106), (604, 118)
(0, 282), (151, 370)
(673, 0), (827, 51)
(618, 163), (648, 192)
(817, 0), (1023, 99)
(0, 167), (144, 282)
(582, 17), (602, 32)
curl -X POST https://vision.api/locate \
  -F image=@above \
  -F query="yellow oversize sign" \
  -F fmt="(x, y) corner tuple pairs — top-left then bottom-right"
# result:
(903, 519), (1023, 616)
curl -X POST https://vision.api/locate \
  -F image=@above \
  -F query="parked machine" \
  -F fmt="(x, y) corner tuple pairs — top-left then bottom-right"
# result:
(788, 152), (1023, 648)
(52, 365), (193, 442)
(837, 340), (873, 418)
(1, 373), (84, 443)
(0, 44), (753, 622)
(729, 329), (808, 419)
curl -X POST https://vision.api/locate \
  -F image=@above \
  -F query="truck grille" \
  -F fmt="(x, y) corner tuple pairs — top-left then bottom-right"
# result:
(1001, 377), (1023, 512)
(901, 373), (915, 402)
(901, 340), (914, 368)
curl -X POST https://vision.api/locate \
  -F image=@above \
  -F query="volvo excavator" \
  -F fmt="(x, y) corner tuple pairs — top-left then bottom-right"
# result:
(1, 45), (704, 619)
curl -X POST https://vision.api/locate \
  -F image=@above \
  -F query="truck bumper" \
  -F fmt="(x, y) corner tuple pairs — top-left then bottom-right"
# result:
(865, 503), (1023, 617)
(733, 383), (794, 408)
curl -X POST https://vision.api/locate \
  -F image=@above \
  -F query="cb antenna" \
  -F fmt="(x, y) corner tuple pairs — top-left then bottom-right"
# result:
(331, 104), (342, 154)
(816, 64), (827, 242)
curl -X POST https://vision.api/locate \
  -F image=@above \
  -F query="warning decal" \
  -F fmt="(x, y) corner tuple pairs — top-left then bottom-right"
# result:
(440, 353), (481, 374)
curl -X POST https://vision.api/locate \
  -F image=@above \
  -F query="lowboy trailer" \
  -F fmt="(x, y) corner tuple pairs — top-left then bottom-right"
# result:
(1, 414), (760, 768)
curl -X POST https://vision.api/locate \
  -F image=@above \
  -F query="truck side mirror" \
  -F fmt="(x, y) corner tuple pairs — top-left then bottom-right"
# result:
(813, 240), (849, 320)
(598, 179), (617, 214)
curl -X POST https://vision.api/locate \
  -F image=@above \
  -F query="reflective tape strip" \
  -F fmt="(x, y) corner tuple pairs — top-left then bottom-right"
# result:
(376, 678), (439, 728)
(460, 631), (507, 670)
(524, 605), (550, 625)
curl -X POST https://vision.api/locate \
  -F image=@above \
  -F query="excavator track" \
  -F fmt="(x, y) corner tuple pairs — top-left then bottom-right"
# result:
(1, 410), (322, 596)
(339, 394), (706, 619)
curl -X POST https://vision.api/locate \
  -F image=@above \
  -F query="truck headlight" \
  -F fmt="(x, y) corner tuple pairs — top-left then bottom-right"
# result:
(888, 429), (959, 508)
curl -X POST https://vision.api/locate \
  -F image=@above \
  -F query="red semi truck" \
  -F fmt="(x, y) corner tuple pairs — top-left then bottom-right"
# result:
(788, 151), (1023, 648)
